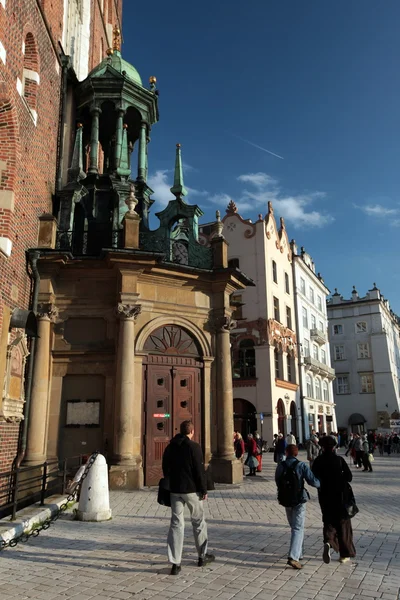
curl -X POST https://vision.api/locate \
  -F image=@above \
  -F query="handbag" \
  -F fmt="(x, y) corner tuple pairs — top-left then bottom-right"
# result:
(343, 482), (359, 519)
(369, 453), (374, 462)
(157, 477), (171, 507)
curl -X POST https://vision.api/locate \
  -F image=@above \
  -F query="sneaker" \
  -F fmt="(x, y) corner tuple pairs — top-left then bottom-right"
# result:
(170, 564), (181, 575)
(287, 558), (302, 570)
(339, 557), (350, 564)
(198, 553), (216, 567)
(323, 542), (332, 564)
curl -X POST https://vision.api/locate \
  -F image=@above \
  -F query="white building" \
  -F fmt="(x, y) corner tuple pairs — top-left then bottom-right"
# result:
(327, 285), (400, 433)
(200, 200), (301, 445)
(291, 244), (337, 437)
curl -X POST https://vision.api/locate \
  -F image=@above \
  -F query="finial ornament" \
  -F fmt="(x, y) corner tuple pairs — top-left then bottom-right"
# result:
(126, 183), (139, 214)
(258, 213), (263, 221)
(280, 216), (285, 230)
(149, 76), (157, 92)
(213, 210), (224, 239)
(268, 201), (274, 214)
(113, 25), (121, 52)
(226, 199), (237, 215)
(170, 143), (188, 199)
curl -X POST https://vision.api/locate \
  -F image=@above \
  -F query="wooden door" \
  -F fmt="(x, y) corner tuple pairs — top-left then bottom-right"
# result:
(145, 363), (201, 486)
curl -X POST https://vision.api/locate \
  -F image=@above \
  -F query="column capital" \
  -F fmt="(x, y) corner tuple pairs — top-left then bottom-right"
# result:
(90, 105), (102, 115)
(208, 311), (236, 333)
(37, 303), (59, 322)
(116, 303), (141, 320)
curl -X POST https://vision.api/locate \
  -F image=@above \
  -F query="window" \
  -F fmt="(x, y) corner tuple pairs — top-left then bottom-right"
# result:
(302, 307), (308, 329)
(357, 343), (370, 359)
(309, 287), (315, 304)
(337, 376), (350, 394)
(323, 381), (329, 402)
(286, 354), (293, 382)
(273, 296), (280, 322)
(313, 344), (319, 360)
(306, 374), (313, 397)
(272, 260), (277, 283)
(317, 296), (322, 311)
(228, 258), (240, 269)
(22, 33), (40, 124)
(334, 345), (345, 360)
(233, 339), (256, 379)
(275, 347), (282, 379)
(303, 339), (310, 357)
(285, 272), (290, 294)
(300, 278), (306, 295)
(315, 377), (322, 400)
(360, 374), (374, 393)
(231, 294), (243, 320)
(356, 321), (367, 333)
(286, 306), (292, 330)
(319, 321), (324, 332)
(311, 314), (316, 330)
(333, 324), (343, 335)
(321, 349), (326, 364)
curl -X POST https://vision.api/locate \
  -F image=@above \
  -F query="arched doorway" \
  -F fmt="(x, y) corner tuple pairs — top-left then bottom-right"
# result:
(233, 398), (257, 440)
(143, 325), (203, 486)
(277, 398), (285, 435)
(290, 401), (298, 439)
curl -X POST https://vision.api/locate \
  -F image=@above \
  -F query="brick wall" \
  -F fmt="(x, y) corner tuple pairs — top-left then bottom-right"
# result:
(0, 0), (122, 471)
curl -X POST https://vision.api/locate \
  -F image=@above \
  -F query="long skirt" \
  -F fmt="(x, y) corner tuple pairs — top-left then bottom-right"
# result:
(323, 517), (356, 558)
(245, 455), (258, 469)
(256, 454), (262, 472)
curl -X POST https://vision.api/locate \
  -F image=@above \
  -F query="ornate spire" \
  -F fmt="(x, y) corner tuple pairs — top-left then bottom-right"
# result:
(212, 210), (224, 239)
(170, 143), (188, 200)
(116, 124), (131, 177)
(125, 183), (139, 215)
(226, 199), (237, 215)
(67, 123), (85, 183)
(268, 200), (274, 214)
(280, 216), (285, 230)
(113, 25), (121, 52)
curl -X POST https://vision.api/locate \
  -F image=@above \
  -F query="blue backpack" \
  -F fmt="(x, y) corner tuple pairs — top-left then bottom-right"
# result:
(277, 460), (303, 507)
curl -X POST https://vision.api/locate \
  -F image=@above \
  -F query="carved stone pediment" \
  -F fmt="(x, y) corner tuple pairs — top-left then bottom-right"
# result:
(267, 319), (297, 354)
(1, 333), (29, 423)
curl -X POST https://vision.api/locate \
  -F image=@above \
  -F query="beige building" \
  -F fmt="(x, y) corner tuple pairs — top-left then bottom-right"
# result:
(200, 201), (300, 445)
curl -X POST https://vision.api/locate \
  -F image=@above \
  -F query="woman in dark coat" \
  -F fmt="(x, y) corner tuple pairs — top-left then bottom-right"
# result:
(312, 435), (356, 564)
(245, 434), (259, 476)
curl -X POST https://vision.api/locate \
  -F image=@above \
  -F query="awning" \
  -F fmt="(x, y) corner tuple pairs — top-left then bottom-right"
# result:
(348, 413), (367, 426)
(9, 309), (38, 338)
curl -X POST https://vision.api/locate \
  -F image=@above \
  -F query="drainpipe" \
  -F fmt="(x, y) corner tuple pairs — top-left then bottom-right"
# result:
(56, 54), (70, 193)
(291, 251), (307, 444)
(15, 250), (41, 467)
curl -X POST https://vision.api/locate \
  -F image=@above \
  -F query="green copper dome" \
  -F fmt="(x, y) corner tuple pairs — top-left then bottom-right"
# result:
(88, 50), (142, 87)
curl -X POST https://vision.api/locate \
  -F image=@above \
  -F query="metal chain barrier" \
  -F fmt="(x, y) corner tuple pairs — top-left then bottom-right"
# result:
(0, 451), (99, 551)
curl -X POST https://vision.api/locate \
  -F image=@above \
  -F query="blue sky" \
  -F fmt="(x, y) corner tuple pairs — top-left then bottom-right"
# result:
(122, 1), (400, 311)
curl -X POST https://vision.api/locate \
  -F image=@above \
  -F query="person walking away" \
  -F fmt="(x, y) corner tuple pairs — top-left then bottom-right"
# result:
(274, 433), (286, 463)
(275, 444), (320, 570)
(272, 434), (278, 449)
(377, 434), (384, 456)
(306, 434), (320, 469)
(255, 432), (263, 473)
(286, 431), (296, 446)
(367, 430), (376, 454)
(312, 435), (356, 564)
(162, 420), (215, 575)
(234, 431), (245, 474)
(245, 433), (259, 476)
(362, 435), (373, 472)
(392, 433), (400, 454)
(353, 434), (363, 468)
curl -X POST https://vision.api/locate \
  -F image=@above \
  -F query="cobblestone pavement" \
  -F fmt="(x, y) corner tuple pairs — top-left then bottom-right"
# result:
(1, 450), (400, 600)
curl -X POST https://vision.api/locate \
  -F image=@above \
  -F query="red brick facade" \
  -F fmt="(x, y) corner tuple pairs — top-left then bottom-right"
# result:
(0, 0), (122, 472)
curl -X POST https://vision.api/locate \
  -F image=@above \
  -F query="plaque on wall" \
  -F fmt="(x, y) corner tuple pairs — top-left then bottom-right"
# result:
(66, 400), (100, 427)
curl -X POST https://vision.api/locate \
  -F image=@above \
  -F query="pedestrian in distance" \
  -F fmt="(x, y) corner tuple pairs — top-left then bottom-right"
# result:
(274, 433), (286, 463)
(306, 433), (320, 469)
(312, 435), (356, 564)
(353, 434), (363, 468)
(286, 431), (296, 446)
(234, 431), (245, 475)
(245, 433), (259, 476)
(254, 432), (263, 472)
(275, 444), (320, 569)
(162, 420), (215, 576)
(362, 435), (373, 472)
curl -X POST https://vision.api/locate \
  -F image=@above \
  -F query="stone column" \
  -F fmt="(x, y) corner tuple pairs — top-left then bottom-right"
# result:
(109, 302), (143, 490)
(114, 108), (125, 171)
(24, 304), (58, 465)
(211, 314), (242, 484)
(88, 106), (101, 174)
(137, 121), (147, 181)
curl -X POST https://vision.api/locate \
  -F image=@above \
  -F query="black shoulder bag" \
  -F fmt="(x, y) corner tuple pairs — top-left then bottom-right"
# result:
(157, 477), (171, 507)
(342, 481), (359, 519)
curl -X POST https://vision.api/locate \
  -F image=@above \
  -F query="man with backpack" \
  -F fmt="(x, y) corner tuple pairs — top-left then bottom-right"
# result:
(275, 444), (320, 570)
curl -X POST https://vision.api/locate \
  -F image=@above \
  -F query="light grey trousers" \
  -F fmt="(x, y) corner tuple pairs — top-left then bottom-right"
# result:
(167, 492), (208, 565)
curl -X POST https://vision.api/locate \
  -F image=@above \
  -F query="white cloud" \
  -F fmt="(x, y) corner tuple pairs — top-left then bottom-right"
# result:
(236, 172), (333, 228)
(354, 203), (399, 217)
(147, 170), (172, 206)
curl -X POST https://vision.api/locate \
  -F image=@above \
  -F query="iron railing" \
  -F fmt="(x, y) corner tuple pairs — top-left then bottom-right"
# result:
(0, 454), (87, 521)
(56, 229), (123, 255)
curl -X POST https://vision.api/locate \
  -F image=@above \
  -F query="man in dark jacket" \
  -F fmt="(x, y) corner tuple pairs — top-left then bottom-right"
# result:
(162, 420), (215, 576)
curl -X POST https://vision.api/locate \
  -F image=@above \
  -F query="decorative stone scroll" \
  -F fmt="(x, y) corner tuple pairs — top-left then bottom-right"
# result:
(267, 318), (297, 354)
(37, 303), (59, 322)
(208, 312), (237, 333)
(116, 303), (142, 320)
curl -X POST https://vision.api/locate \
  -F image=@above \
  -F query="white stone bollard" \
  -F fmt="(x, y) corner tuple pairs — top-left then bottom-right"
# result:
(76, 454), (112, 522)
